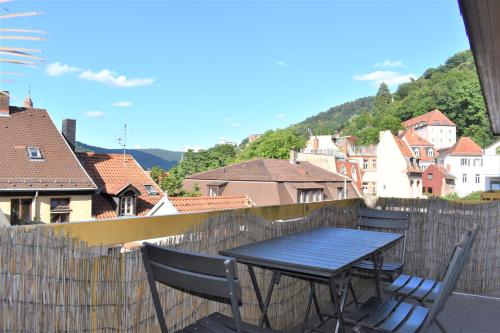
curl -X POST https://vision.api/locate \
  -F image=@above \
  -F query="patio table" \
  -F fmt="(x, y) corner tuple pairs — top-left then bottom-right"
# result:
(220, 227), (403, 333)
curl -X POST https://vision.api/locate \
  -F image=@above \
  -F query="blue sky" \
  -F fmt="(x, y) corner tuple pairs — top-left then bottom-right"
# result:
(1, 0), (470, 151)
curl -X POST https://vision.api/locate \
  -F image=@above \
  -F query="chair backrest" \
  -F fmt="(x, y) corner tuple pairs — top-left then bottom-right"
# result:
(141, 242), (243, 333)
(357, 208), (410, 230)
(420, 225), (479, 332)
(357, 208), (410, 263)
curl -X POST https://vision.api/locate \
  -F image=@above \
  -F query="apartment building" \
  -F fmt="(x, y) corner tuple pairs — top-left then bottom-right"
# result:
(402, 109), (456, 149)
(483, 140), (500, 191)
(437, 137), (484, 196)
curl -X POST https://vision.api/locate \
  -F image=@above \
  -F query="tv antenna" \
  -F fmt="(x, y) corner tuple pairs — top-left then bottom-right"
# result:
(117, 110), (128, 163)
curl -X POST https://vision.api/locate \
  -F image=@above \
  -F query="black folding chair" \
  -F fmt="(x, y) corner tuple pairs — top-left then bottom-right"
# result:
(348, 208), (410, 306)
(352, 208), (410, 280)
(141, 242), (283, 333)
(345, 225), (478, 333)
(384, 224), (478, 306)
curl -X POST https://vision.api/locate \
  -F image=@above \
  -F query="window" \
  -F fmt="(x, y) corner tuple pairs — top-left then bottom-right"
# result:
(490, 180), (500, 191)
(475, 174), (480, 184)
(27, 147), (43, 160)
(428, 173), (433, 180)
(413, 148), (420, 157)
(119, 196), (135, 216)
(341, 165), (346, 174)
(298, 189), (323, 203)
(460, 158), (470, 166)
(427, 187), (433, 194)
(50, 198), (71, 223)
(428, 148), (434, 157)
(208, 186), (219, 196)
(351, 167), (357, 181)
(10, 199), (32, 225)
(336, 187), (346, 200)
(371, 159), (376, 171)
(473, 158), (482, 167)
(362, 182), (368, 193)
(363, 159), (368, 170)
(144, 184), (159, 196)
(462, 174), (467, 183)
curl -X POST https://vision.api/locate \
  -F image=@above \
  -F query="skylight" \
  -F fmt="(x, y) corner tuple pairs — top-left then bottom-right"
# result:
(144, 184), (158, 196)
(27, 147), (43, 160)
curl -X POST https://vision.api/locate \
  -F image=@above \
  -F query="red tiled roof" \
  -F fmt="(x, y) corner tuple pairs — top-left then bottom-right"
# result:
(0, 107), (96, 191)
(403, 109), (456, 127)
(169, 196), (253, 213)
(187, 159), (347, 182)
(77, 152), (163, 219)
(335, 159), (363, 193)
(395, 137), (415, 158)
(400, 130), (433, 146)
(443, 137), (483, 156)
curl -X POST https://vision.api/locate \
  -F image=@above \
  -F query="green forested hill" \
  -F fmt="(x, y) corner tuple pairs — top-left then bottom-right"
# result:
(290, 96), (374, 137)
(290, 50), (496, 147)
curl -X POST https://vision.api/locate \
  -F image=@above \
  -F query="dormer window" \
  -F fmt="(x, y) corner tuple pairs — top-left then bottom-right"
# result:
(27, 147), (43, 160)
(428, 148), (434, 157)
(119, 196), (135, 216)
(208, 186), (219, 196)
(352, 167), (357, 181)
(341, 165), (347, 174)
(413, 148), (420, 157)
(144, 184), (159, 196)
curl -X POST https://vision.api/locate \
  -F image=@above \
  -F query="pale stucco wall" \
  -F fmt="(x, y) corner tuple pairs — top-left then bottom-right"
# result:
(296, 152), (338, 173)
(0, 194), (92, 225)
(376, 131), (414, 198)
(443, 155), (484, 196)
(415, 125), (456, 149)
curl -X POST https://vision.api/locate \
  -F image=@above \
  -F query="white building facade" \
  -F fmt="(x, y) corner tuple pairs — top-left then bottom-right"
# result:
(437, 137), (484, 196)
(483, 140), (500, 191)
(376, 131), (423, 198)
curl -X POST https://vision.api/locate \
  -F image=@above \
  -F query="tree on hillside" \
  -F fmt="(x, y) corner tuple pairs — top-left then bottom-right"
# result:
(160, 144), (237, 196)
(149, 166), (166, 184)
(389, 50), (495, 147)
(237, 128), (306, 160)
(343, 83), (401, 144)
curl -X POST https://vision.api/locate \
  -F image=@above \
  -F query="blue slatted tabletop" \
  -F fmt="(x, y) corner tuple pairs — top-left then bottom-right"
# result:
(221, 227), (403, 278)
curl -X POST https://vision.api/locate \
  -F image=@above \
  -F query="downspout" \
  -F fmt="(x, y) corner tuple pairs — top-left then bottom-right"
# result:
(33, 190), (39, 222)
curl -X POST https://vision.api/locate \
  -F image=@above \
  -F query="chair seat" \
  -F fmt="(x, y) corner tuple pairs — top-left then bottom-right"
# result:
(344, 297), (429, 333)
(352, 260), (404, 273)
(384, 274), (442, 303)
(177, 312), (282, 333)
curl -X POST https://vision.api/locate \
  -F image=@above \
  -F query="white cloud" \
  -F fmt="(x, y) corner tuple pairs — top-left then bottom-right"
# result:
(112, 101), (132, 107)
(275, 113), (286, 119)
(353, 70), (416, 86)
(79, 69), (156, 88)
(134, 144), (142, 149)
(275, 61), (287, 67)
(230, 123), (241, 127)
(223, 117), (232, 123)
(374, 60), (405, 68)
(45, 62), (80, 77)
(85, 111), (106, 118)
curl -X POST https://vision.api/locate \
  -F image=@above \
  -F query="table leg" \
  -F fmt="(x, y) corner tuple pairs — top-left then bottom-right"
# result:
(311, 282), (325, 324)
(372, 252), (384, 300)
(258, 271), (281, 327)
(329, 276), (345, 333)
(247, 264), (272, 328)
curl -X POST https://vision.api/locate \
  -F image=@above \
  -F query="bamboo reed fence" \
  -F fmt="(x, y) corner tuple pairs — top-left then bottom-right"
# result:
(0, 198), (498, 332)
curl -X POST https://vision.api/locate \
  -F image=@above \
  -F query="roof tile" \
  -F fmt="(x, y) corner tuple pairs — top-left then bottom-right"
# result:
(169, 196), (253, 213)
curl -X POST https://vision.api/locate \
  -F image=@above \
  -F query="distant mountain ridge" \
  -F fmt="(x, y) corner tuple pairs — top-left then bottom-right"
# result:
(76, 141), (182, 170)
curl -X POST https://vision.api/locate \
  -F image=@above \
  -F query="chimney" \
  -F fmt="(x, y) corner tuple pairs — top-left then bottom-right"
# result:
(289, 150), (298, 164)
(312, 137), (319, 151)
(0, 91), (10, 117)
(62, 119), (76, 151)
